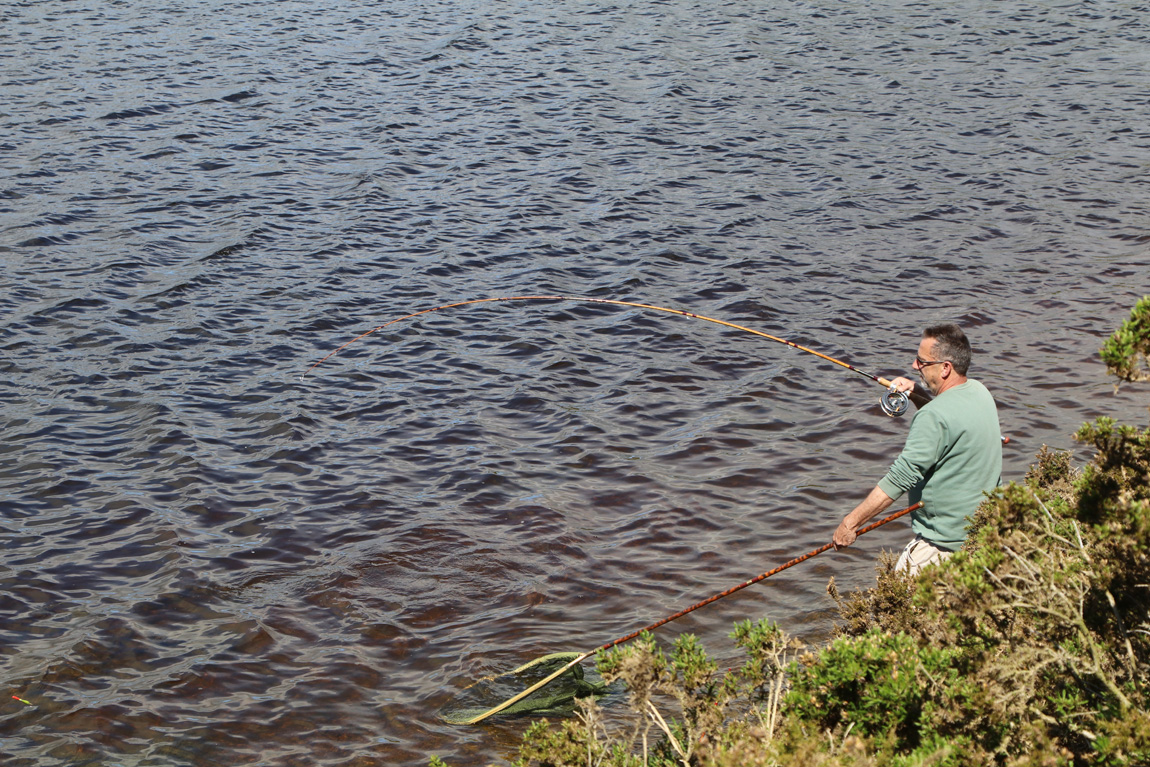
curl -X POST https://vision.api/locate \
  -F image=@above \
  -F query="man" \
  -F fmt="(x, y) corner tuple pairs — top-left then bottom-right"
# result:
(833, 323), (1002, 574)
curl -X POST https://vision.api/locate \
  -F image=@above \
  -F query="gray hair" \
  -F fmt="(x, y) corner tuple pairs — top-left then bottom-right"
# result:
(923, 323), (971, 375)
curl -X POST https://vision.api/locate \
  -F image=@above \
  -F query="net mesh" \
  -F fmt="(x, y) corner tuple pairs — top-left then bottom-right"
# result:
(438, 652), (613, 724)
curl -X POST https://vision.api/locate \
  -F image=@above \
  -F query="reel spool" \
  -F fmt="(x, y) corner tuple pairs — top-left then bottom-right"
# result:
(879, 389), (910, 417)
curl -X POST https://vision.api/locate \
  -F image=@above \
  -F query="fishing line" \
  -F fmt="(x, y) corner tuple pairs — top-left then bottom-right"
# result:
(304, 294), (912, 416)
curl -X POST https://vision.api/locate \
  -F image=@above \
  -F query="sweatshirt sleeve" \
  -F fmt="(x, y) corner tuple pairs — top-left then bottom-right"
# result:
(877, 410), (946, 500)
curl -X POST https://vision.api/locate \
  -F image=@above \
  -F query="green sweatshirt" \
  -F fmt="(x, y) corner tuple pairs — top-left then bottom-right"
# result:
(877, 379), (1002, 550)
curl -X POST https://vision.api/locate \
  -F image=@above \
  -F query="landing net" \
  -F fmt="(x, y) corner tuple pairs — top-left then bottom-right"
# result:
(438, 652), (613, 724)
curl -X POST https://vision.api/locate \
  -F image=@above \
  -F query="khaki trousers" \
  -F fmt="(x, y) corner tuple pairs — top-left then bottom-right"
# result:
(895, 535), (954, 576)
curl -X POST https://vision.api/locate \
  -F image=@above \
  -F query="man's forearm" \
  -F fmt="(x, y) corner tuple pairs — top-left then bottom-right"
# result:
(833, 486), (895, 548)
(845, 486), (895, 529)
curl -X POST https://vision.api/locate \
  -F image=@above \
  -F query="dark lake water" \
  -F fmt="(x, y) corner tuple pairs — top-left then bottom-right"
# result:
(2, 0), (1148, 764)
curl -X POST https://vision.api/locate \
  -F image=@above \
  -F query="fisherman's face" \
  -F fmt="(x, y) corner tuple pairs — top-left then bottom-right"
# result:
(912, 337), (949, 395)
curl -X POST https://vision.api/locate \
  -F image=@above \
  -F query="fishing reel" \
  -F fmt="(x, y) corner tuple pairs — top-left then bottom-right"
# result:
(879, 388), (910, 417)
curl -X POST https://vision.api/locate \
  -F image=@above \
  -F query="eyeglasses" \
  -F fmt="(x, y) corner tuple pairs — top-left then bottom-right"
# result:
(913, 356), (948, 369)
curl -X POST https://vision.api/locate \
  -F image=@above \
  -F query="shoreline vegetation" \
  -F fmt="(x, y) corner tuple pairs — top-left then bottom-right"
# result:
(435, 297), (1150, 767)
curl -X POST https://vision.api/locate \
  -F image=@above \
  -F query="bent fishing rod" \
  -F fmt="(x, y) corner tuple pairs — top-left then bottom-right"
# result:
(462, 501), (922, 725)
(304, 294), (914, 416)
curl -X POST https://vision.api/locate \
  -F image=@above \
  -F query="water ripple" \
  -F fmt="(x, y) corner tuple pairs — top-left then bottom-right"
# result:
(2, 0), (1149, 764)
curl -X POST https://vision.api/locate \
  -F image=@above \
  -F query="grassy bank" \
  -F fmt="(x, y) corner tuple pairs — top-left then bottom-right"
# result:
(440, 298), (1150, 767)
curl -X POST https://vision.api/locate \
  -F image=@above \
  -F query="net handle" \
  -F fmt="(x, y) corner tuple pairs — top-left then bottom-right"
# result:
(462, 502), (920, 724)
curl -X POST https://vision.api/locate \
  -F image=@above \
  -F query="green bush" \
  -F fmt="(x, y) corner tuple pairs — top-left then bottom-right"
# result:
(784, 629), (968, 754)
(1100, 295), (1150, 383)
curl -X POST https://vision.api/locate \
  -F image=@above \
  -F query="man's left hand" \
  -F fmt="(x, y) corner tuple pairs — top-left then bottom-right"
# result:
(833, 521), (857, 549)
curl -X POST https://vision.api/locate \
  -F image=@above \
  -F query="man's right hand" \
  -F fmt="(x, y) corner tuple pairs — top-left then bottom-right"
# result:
(888, 376), (917, 393)
(890, 376), (932, 409)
